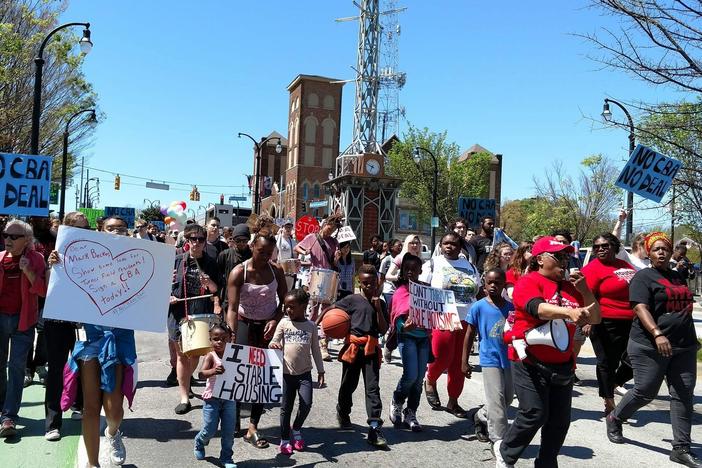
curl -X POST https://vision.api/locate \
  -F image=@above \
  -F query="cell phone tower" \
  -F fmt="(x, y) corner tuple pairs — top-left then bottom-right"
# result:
(378, 0), (406, 143)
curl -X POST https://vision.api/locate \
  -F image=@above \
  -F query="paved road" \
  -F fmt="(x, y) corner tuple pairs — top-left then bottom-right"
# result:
(4, 328), (702, 467)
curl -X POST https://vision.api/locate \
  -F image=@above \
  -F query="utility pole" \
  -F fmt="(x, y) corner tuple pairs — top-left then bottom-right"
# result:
(79, 157), (84, 208)
(671, 184), (676, 242)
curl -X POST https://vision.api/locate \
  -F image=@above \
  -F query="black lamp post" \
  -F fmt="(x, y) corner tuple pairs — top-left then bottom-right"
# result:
(602, 98), (636, 245)
(31, 22), (92, 155)
(60, 109), (95, 220)
(237, 132), (282, 215)
(413, 146), (439, 253)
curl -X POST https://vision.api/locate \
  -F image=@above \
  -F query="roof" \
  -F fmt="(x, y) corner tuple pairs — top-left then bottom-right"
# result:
(264, 130), (288, 147)
(286, 74), (345, 91)
(458, 143), (500, 163)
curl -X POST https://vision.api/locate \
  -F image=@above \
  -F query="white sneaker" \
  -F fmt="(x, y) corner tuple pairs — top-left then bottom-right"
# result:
(494, 439), (514, 468)
(104, 427), (126, 465)
(70, 410), (83, 420)
(614, 386), (628, 396)
(44, 429), (61, 441)
(403, 408), (422, 432)
(389, 399), (403, 426)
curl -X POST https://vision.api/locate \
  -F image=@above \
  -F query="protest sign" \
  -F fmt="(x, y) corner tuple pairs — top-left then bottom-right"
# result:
(409, 281), (462, 331)
(0, 153), (53, 216)
(295, 215), (320, 241)
(334, 226), (357, 243)
(615, 144), (682, 203)
(151, 220), (165, 231)
(43, 225), (175, 332)
(214, 344), (284, 404)
(105, 206), (136, 229)
(78, 208), (104, 228)
(458, 197), (496, 228)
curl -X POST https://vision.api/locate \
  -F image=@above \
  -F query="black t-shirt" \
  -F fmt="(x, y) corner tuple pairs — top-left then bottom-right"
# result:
(333, 294), (385, 337)
(363, 249), (381, 270)
(469, 235), (493, 273)
(170, 252), (221, 321)
(629, 267), (696, 350)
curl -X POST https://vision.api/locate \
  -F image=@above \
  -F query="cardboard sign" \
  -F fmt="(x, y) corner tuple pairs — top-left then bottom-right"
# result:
(43, 225), (176, 332)
(214, 344), (284, 404)
(150, 220), (165, 231)
(615, 144), (682, 203)
(78, 208), (103, 228)
(458, 197), (496, 228)
(0, 153), (53, 216)
(334, 226), (357, 243)
(295, 215), (320, 241)
(408, 281), (462, 331)
(104, 206), (136, 229)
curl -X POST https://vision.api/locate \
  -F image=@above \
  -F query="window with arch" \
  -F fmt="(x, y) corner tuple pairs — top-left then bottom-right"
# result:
(313, 184), (321, 198)
(307, 93), (319, 108)
(304, 116), (317, 144)
(323, 95), (334, 110)
(321, 118), (335, 146)
(302, 182), (309, 200)
(289, 122), (295, 147)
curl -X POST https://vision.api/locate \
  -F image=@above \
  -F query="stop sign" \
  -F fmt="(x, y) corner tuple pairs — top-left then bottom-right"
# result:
(295, 215), (320, 241)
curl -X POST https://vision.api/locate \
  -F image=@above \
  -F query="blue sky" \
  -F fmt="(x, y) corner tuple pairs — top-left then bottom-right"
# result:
(57, 0), (679, 229)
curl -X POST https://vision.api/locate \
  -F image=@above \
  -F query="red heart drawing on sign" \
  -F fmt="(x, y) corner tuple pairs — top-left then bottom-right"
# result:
(62, 239), (155, 315)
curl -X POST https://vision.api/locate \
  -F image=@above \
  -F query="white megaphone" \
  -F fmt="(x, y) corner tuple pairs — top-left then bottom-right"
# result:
(525, 319), (570, 351)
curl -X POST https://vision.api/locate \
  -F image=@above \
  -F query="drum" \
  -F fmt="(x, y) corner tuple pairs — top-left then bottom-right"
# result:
(308, 268), (339, 304)
(281, 258), (301, 276)
(180, 314), (218, 357)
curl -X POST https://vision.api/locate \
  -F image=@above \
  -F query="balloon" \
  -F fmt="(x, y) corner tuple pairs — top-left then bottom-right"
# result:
(164, 216), (173, 224)
(173, 205), (183, 214)
(167, 208), (178, 218)
(175, 212), (187, 225)
(160, 206), (169, 216)
(169, 221), (178, 230)
(179, 201), (186, 210)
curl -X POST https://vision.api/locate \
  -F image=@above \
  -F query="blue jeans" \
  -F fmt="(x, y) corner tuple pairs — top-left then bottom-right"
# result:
(195, 397), (237, 463)
(394, 335), (430, 411)
(0, 314), (34, 422)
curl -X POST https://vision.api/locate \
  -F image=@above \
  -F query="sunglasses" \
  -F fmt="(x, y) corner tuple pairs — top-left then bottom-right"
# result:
(2, 233), (25, 240)
(187, 236), (206, 243)
(592, 243), (611, 251)
(233, 238), (248, 244)
(545, 252), (569, 262)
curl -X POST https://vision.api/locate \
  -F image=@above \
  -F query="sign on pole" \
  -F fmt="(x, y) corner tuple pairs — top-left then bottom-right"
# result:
(408, 281), (462, 331)
(309, 200), (328, 209)
(615, 144), (682, 203)
(0, 153), (53, 216)
(214, 343), (283, 404)
(43, 225), (176, 332)
(78, 208), (103, 228)
(295, 215), (320, 241)
(458, 197), (496, 228)
(105, 207), (136, 229)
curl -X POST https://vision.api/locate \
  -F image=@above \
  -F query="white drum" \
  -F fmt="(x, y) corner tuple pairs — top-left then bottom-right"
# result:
(308, 268), (339, 304)
(180, 314), (218, 357)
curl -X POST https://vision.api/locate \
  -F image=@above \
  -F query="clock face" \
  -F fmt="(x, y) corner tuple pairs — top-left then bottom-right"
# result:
(365, 159), (380, 176)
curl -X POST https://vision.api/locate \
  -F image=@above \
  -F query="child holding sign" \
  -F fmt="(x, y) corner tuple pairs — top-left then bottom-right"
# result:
(194, 323), (237, 468)
(269, 289), (325, 455)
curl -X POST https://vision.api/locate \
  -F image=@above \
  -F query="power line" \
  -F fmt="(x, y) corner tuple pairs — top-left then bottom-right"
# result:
(82, 165), (250, 190)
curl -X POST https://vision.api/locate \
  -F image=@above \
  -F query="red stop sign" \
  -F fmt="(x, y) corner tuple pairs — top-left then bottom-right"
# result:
(295, 215), (320, 241)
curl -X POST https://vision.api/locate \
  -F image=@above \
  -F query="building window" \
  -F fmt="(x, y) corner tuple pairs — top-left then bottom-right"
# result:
(313, 184), (320, 198)
(304, 146), (315, 166)
(321, 118), (335, 146)
(304, 117), (317, 144)
(322, 148), (333, 168)
(399, 210), (418, 231)
(308, 93), (319, 108)
(302, 183), (309, 200)
(323, 95), (334, 110)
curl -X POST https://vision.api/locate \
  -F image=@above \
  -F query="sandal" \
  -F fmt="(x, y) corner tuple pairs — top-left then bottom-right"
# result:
(446, 404), (468, 419)
(424, 381), (442, 409)
(243, 431), (269, 449)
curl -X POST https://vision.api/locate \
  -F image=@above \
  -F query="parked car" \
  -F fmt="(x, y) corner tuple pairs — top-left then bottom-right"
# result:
(579, 246), (632, 266)
(421, 243), (431, 261)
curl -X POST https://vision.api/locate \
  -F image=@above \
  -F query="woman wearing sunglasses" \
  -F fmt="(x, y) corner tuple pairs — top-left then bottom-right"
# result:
(498, 236), (600, 468)
(581, 233), (636, 417)
(0, 219), (47, 439)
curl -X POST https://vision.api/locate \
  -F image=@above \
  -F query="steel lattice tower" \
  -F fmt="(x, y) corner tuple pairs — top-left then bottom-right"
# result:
(378, 0), (406, 143)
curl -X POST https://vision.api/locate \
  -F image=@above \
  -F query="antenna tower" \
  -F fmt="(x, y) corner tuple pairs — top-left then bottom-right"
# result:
(378, 0), (406, 143)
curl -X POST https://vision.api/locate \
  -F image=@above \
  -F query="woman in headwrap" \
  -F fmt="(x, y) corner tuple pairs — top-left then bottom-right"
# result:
(606, 233), (701, 467)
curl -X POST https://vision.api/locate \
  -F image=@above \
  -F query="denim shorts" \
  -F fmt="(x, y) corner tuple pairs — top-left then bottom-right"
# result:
(168, 314), (180, 342)
(76, 340), (101, 361)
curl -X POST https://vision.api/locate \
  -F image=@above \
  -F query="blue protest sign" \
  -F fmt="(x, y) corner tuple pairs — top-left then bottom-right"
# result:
(615, 144), (682, 203)
(104, 206), (136, 228)
(458, 197), (496, 228)
(151, 220), (165, 231)
(0, 153), (53, 217)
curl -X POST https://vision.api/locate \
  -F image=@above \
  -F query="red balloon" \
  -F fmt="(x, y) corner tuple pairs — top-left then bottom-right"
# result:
(295, 215), (320, 242)
(179, 201), (187, 210)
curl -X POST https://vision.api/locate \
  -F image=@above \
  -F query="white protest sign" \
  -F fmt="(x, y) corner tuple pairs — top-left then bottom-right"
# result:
(334, 226), (357, 243)
(409, 281), (462, 331)
(615, 144), (682, 203)
(214, 344), (284, 404)
(43, 225), (176, 332)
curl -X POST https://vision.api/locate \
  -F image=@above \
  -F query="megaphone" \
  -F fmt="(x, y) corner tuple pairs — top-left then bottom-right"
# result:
(524, 319), (570, 351)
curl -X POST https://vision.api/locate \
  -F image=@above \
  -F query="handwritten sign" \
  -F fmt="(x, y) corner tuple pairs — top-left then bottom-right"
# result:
(409, 281), (462, 331)
(334, 226), (357, 243)
(458, 197), (496, 228)
(615, 144), (681, 203)
(78, 208), (103, 228)
(104, 207), (136, 229)
(214, 344), (284, 404)
(295, 215), (320, 242)
(43, 225), (175, 332)
(150, 220), (165, 232)
(0, 153), (53, 216)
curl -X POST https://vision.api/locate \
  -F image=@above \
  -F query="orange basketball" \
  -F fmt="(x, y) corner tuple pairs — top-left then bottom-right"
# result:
(321, 308), (351, 339)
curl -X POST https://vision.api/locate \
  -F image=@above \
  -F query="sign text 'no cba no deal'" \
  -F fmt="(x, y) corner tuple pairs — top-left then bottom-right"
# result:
(0, 153), (52, 217)
(615, 144), (682, 203)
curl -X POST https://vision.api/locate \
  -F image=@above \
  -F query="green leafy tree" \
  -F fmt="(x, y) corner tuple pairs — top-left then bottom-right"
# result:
(500, 198), (574, 243)
(387, 126), (492, 229)
(140, 206), (165, 222)
(0, 0), (99, 182)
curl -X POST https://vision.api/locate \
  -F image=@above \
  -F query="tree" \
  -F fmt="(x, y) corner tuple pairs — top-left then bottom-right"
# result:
(0, 0), (99, 182)
(387, 126), (492, 229)
(500, 198), (574, 243)
(533, 155), (621, 243)
(139, 206), (165, 222)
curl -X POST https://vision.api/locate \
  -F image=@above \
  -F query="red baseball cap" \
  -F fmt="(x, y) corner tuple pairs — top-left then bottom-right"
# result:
(532, 236), (575, 256)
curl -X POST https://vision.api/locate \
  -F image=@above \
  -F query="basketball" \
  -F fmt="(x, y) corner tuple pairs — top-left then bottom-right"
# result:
(322, 308), (351, 339)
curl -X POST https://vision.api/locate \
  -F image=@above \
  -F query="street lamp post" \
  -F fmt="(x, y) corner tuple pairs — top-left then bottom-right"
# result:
(60, 109), (95, 220)
(413, 146), (439, 253)
(237, 132), (282, 215)
(602, 98), (636, 245)
(31, 22), (92, 155)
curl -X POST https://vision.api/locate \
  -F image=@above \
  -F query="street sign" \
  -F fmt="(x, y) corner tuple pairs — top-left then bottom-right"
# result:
(309, 200), (328, 208)
(431, 217), (440, 228)
(615, 144), (681, 203)
(145, 181), (169, 190)
(49, 182), (59, 205)
(229, 195), (247, 202)
(458, 197), (496, 228)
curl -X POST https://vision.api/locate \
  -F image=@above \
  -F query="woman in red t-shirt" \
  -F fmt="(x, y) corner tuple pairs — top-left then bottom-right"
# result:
(581, 233), (636, 416)
(505, 241), (533, 300)
(496, 236), (601, 468)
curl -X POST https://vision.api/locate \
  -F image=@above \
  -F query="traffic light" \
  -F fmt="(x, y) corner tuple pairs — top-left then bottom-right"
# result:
(114, 175), (120, 190)
(301, 201), (306, 212)
(220, 194), (224, 204)
(194, 186), (200, 201)
(189, 189), (194, 201)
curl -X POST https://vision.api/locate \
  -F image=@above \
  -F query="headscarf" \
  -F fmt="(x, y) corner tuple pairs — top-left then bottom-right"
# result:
(644, 231), (672, 254)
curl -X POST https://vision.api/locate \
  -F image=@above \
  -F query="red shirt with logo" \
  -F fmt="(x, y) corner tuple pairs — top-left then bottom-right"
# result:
(581, 258), (635, 320)
(0, 255), (22, 314)
(507, 271), (583, 364)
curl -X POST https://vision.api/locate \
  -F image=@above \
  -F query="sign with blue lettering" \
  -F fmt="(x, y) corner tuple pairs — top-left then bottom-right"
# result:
(104, 207), (136, 229)
(0, 153), (53, 216)
(615, 145), (681, 203)
(151, 221), (165, 232)
(458, 197), (496, 228)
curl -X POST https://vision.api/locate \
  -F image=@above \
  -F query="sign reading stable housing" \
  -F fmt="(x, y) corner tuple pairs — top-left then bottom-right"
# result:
(615, 144), (681, 203)
(0, 153), (53, 216)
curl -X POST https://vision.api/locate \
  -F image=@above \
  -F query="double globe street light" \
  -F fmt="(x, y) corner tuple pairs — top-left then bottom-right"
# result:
(237, 132), (282, 215)
(59, 108), (96, 220)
